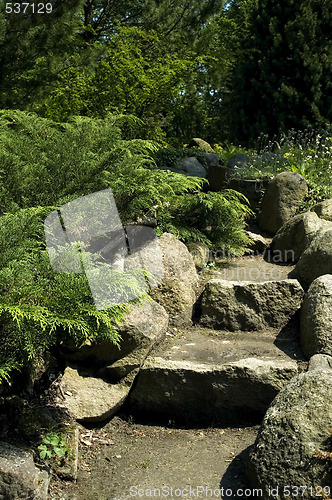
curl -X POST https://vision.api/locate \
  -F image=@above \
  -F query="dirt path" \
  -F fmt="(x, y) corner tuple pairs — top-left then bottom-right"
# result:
(49, 417), (259, 500)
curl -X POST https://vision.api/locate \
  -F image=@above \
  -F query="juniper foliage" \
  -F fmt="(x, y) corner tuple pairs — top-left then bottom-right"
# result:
(0, 111), (251, 383)
(0, 111), (251, 250)
(0, 207), (130, 384)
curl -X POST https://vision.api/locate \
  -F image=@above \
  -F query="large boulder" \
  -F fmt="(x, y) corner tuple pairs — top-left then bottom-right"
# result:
(270, 212), (332, 262)
(0, 441), (50, 499)
(246, 370), (332, 498)
(309, 353), (332, 371)
(201, 152), (220, 167)
(258, 172), (308, 234)
(151, 233), (198, 327)
(187, 137), (214, 152)
(311, 198), (332, 222)
(245, 231), (268, 253)
(227, 153), (250, 170)
(290, 228), (332, 289)
(100, 299), (168, 380)
(177, 157), (207, 178)
(300, 274), (332, 358)
(229, 178), (268, 211)
(200, 278), (304, 331)
(61, 298), (168, 379)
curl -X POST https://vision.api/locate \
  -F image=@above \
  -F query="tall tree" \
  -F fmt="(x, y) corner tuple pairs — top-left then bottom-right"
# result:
(166, 1), (253, 142)
(227, 0), (332, 145)
(81, 0), (220, 47)
(34, 0), (227, 142)
(0, 0), (223, 130)
(0, 0), (96, 109)
(36, 26), (194, 134)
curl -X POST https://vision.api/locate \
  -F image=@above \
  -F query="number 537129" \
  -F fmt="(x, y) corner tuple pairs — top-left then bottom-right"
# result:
(5, 3), (53, 13)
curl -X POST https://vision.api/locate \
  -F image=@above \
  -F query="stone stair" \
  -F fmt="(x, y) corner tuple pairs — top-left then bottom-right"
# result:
(123, 257), (305, 425)
(57, 245), (306, 427)
(125, 322), (305, 425)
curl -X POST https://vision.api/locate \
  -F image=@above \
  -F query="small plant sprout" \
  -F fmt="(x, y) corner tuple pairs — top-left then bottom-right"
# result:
(38, 431), (72, 461)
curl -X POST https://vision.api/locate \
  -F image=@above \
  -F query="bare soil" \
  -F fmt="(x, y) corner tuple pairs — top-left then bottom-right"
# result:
(49, 417), (260, 500)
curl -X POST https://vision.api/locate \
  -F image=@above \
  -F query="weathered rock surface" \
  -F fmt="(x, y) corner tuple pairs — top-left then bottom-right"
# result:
(258, 172), (308, 234)
(227, 153), (250, 170)
(186, 242), (210, 269)
(58, 366), (137, 422)
(98, 302), (166, 379)
(61, 298), (168, 377)
(200, 278), (304, 331)
(177, 157), (207, 178)
(0, 441), (50, 499)
(58, 297), (169, 422)
(201, 152), (220, 167)
(151, 233), (198, 327)
(270, 212), (332, 262)
(246, 370), (332, 498)
(308, 353), (332, 372)
(187, 137), (214, 152)
(290, 228), (332, 289)
(300, 274), (332, 358)
(245, 231), (268, 253)
(127, 329), (300, 424)
(311, 198), (332, 222)
(210, 253), (294, 283)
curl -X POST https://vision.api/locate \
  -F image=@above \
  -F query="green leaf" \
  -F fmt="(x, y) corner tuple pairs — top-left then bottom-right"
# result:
(38, 444), (52, 460)
(54, 447), (66, 458)
(43, 434), (59, 446)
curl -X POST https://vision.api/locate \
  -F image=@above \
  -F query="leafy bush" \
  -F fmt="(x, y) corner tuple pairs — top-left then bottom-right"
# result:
(0, 110), (157, 212)
(213, 143), (255, 166)
(153, 146), (210, 170)
(0, 110), (251, 247)
(0, 111), (252, 383)
(222, 128), (332, 207)
(156, 189), (252, 253)
(264, 129), (332, 205)
(0, 206), (131, 384)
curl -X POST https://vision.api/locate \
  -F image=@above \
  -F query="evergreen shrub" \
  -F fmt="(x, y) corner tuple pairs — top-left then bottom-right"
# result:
(0, 110), (252, 383)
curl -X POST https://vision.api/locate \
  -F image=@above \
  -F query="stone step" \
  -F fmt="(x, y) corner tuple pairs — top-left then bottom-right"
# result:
(199, 278), (304, 331)
(207, 254), (293, 283)
(126, 326), (305, 425)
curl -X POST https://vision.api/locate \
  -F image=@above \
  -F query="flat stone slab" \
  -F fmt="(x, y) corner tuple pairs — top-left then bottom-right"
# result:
(208, 254), (294, 282)
(127, 328), (303, 424)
